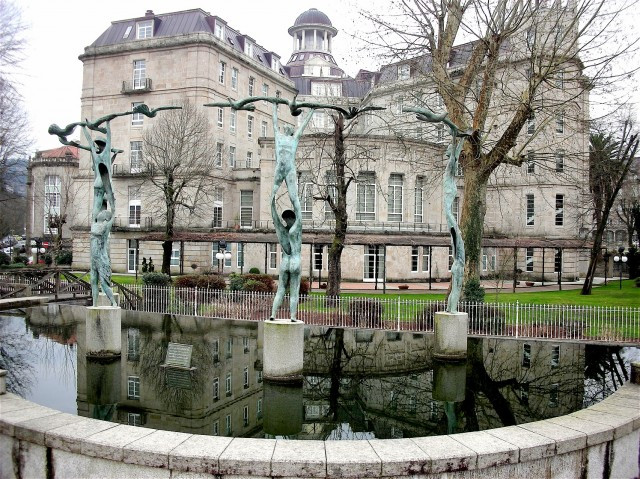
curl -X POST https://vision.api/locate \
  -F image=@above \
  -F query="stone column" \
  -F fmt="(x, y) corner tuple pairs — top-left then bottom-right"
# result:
(302, 30), (306, 49)
(263, 319), (304, 383)
(324, 31), (328, 51)
(434, 311), (468, 360)
(263, 381), (303, 436)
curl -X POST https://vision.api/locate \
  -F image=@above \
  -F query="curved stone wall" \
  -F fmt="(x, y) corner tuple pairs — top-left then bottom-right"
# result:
(0, 382), (638, 478)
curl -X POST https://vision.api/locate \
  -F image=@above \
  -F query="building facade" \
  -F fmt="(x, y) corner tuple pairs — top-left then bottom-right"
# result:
(65, 6), (591, 283)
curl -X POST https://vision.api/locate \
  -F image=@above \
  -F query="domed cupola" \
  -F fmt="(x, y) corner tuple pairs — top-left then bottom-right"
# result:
(288, 8), (338, 54)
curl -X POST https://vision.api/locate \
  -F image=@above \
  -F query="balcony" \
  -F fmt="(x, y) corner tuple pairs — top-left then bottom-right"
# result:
(122, 78), (152, 94)
(112, 216), (155, 231)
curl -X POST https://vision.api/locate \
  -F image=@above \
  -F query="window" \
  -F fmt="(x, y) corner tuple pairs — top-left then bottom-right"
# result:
(226, 337), (233, 358)
(243, 367), (249, 388)
(448, 246), (453, 271)
(217, 108), (224, 128)
(128, 376), (140, 399)
(269, 243), (277, 269)
(230, 109), (236, 133)
(261, 120), (268, 137)
(526, 194), (535, 226)
(128, 186), (141, 227)
(44, 175), (61, 234)
(133, 60), (146, 89)
(240, 190), (253, 227)
(527, 113), (535, 134)
(212, 339), (219, 362)
(231, 67), (238, 90)
(225, 372), (232, 396)
(554, 248), (562, 273)
(520, 384), (529, 406)
(248, 77), (255, 96)
(225, 414), (232, 435)
(127, 239), (138, 274)
(213, 421), (219, 436)
(527, 151), (535, 174)
(214, 22), (225, 39)
(556, 111), (564, 134)
(436, 123), (445, 143)
(388, 174), (403, 222)
(414, 177), (424, 223)
(132, 102), (144, 126)
(244, 40), (253, 57)
(555, 194), (564, 226)
(556, 70), (564, 90)
(229, 146), (236, 168)
(300, 181), (313, 220)
(215, 142), (223, 167)
(551, 345), (560, 368)
(245, 151), (253, 168)
(526, 247), (534, 272)
(243, 405), (249, 426)
(257, 370), (263, 383)
(127, 413), (142, 426)
(411, 246), (419, 272)
(243, 337), (249, 353)
(247, 115), (254, 139)
(213, 377), (219, 400)
(549, 384), (559, 408)
(257, 398), (262, 418)
(170, 247), (180, 267)
(555, 150), (564, 172)
(422, 246), (430, 272)
(312, 111), (325, 128)
(522, 344), (531, 368)
(136, 20), (153, 39)
(237, 242), (245, 267)
(262, 83), (269, 96)
(123, 26), (132, 39)
(356, 172), (376, 221)
(314, 245), (323, 271)
(130, 141), (143, 172)
(127, 328), (140, 361)
(219, 61), (226, 84)
(213, 188), (223, 227)
(452, 196), (459, 224)
(397, 64), (410, 80)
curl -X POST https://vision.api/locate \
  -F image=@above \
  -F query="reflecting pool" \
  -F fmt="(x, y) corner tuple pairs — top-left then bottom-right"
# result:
(0, 305), (636, 440)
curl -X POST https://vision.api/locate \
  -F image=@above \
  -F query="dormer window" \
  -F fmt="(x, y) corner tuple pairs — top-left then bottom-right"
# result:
(136, 20), (153, 39)
(271, 58), (280, 71)
(214, 23), (225, 40)
(398, 64), (410, 80)
(244, 41), (253, 57)
(123, 26), (132, 39)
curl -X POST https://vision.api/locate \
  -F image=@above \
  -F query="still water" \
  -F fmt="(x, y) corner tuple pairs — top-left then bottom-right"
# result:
(0, 305), (636, 440)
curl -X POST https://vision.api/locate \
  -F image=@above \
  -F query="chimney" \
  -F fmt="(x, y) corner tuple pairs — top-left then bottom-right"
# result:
(145, 10), (154, 17)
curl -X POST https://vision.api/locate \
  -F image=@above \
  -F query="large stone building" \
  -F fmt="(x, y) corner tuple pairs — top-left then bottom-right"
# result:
(64, 6), (591, 283)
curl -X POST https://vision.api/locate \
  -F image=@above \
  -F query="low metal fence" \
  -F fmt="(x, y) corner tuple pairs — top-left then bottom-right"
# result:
(121, 286), (640, 344)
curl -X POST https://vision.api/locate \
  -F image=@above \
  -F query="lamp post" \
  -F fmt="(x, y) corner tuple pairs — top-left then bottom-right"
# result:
(215, 240), (232, 275)
(613, 246), (628, 290)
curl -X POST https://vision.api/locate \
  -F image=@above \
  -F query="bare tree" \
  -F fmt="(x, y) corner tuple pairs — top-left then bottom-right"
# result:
(615, 158), (639, 247)
(360, 0), (640, 285)
(141, 101), (219, 275)
(581, 122), (639, 293)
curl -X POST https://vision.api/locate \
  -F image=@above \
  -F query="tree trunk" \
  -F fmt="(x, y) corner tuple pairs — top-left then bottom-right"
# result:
(459, 166), (489, 282)
(581, 209), (609, 295)
(161, 240), (172, 275)
(327, 114), (347, 298)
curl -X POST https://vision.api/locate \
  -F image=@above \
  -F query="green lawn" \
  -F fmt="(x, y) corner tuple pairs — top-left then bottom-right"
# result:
(334, 280), (640, 307)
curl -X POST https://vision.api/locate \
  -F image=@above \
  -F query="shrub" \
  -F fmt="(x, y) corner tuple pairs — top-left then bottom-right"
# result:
(635, 277), (640, 288)
(44, 254), (53, 266)
(349, 298), (384, 328)
(243, 279), (272, 293)
(416, 302), (505, 334)
(14, 255), (29, 265)
(0, 252), (9, 266)
(242, 274), (275, 292)
(229, 273), (244, 292)
(398, 284), (409, 290)
(142, 272), (172, 286)
(463, 278), (485, 303)
(299, 278), (310, 297)
(194, 274), (226, 290)
(249, 267), (261, 274)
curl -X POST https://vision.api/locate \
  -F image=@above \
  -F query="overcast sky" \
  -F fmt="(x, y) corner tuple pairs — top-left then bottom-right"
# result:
(15, 1), (640, 153)
(19, 0), (370, 152)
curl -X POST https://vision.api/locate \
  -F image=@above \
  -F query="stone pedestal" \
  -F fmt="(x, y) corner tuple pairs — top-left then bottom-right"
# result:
(86, 306), (121, 358)
(263, 381), (303, 437)
(434, 311), (468, 360)
(97, 292), (120, 307)
(263, 319), (304, 383)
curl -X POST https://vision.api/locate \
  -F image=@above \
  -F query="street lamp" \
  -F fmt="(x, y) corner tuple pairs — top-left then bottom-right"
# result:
(613, 246), (628, 290)
(215, 240), (232, 275)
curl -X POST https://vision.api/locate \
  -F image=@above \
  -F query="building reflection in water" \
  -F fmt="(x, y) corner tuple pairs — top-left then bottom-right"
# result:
(6, 306), (634, 440)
